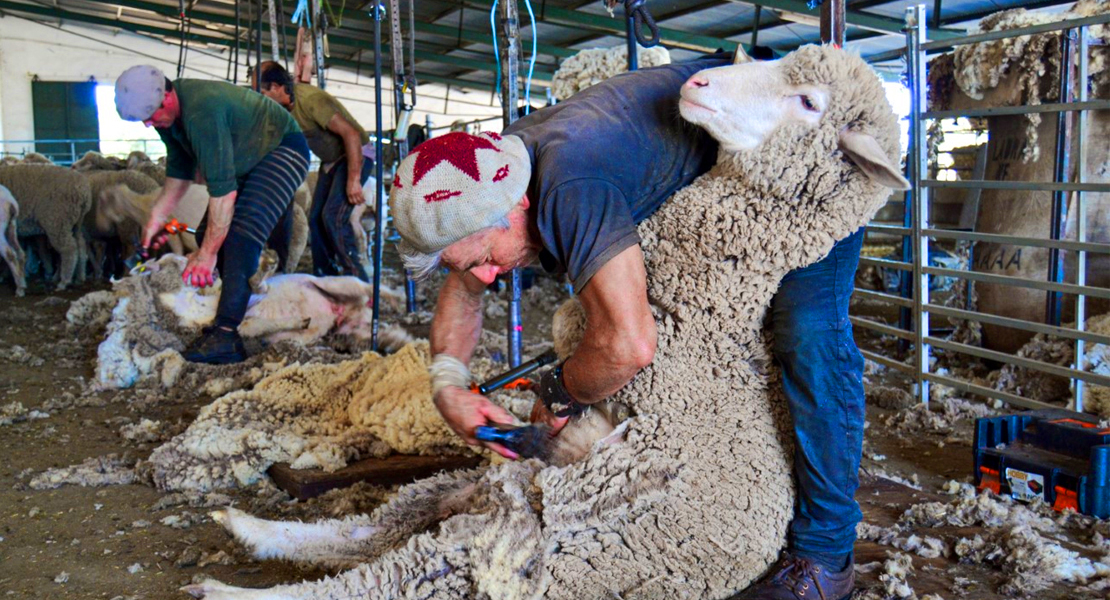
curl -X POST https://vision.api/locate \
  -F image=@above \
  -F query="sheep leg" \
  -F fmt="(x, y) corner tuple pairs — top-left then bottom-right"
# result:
(286, 204), (308, 273)
(182, 564), (385, 600)
(34, 236), (55, 281)
(0, 220), (26, 297)
(73, 229), (88, 284)
(211, 507), (378, 567)
(89, 239), (106, 280)
(44, 227), (77, 289)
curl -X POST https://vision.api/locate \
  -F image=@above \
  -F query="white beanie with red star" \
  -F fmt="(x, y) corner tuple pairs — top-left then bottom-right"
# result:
(389, 131), (531, 254)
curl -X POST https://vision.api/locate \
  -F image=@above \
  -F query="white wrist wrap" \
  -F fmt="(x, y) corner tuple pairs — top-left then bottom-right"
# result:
(430, 354), (471, 396)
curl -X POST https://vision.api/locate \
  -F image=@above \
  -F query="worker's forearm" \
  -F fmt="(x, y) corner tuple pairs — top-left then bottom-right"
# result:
(561, 329), (653, 404)
(198, 191), (237, 256)
(430, 271), (485, 364)
(343, 133), (364, 186)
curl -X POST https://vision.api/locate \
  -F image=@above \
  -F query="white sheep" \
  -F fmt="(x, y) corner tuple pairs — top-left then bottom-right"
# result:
(84, 253), (406, 389)
(0, 164), (92, 289)
(551, 44), (671, 101)
(71, 150), (124, 172)
(97, 183), (209, 256)
(125, 150), (168, 185)
(0, 184), (27, 296)
(186, 44), (908, 600)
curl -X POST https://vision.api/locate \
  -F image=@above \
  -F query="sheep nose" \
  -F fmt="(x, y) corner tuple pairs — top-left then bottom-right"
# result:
(684, 76), (709, 90)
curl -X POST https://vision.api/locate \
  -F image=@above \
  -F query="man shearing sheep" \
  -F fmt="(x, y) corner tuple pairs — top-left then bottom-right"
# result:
(255, 61), (375, 281)
(388, 50), (875, 600)
(114, 65), (309, 365)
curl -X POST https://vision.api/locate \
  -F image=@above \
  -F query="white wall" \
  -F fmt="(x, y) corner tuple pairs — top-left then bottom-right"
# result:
(0, 13), (505, 156)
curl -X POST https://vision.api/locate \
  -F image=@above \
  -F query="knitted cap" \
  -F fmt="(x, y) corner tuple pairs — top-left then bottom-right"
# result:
(115, 65), (167, 122)
(389, 131), (531, 253)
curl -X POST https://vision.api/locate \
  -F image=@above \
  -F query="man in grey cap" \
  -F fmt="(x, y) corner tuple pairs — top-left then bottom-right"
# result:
(114, 65), (310, 364)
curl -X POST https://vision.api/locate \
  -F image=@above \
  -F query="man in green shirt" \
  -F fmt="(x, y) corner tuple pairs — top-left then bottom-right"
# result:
(256, 61), (374, 281)
(114, 65), (310, 365)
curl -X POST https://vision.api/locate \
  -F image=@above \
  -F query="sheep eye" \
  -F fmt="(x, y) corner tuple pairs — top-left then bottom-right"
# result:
(799, 95), (819, 112)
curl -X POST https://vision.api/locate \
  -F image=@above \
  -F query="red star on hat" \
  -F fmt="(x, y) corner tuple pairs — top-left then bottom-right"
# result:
(411, 132), (500, 186)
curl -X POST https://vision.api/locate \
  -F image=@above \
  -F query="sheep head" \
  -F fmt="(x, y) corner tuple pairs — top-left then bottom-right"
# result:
(680, 44), (909, 192)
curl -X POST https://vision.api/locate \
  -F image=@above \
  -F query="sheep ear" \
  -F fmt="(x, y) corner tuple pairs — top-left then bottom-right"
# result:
(733, 44), (753, 65)
(838, 128), (911, 190)
(309, 278), (372, 304)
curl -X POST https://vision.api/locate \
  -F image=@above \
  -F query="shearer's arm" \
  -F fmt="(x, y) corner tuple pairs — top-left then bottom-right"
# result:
(325, 113), (366, 205)
(563, 244), (657, 402)
(430, 270), (516, 456)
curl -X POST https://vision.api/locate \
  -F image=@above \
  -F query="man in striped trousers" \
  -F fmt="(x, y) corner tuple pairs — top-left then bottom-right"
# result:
(114, 65), (310, 365)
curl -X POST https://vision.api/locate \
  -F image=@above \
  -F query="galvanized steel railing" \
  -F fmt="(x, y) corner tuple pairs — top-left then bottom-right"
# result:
(854, 6), (1110, 415)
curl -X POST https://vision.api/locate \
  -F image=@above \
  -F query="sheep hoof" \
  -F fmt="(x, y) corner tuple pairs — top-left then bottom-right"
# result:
(180, 580), (243, 599)
(15, 289), (24, 298)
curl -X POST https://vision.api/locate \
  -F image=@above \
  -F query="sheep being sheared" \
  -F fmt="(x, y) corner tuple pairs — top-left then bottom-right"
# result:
(188, 44), (907, 600)
(0, 164), (92, 289)
(82, 170), (161, 278)
(86, 254), (406, 388)
(0, 184), (26, 296)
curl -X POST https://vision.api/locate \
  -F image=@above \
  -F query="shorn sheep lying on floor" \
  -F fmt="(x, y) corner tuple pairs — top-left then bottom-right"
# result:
(0, 164), (92, 290)
(69, 254), (406, 389)
(186, 45), (908, 600)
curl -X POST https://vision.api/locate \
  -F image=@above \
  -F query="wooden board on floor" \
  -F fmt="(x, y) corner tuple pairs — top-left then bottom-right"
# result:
(269, 454), (483, 501)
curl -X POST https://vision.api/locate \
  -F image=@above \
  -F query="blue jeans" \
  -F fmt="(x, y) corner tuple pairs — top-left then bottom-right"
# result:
(310, 158), (374, 281)
(771, 228), (866, 557)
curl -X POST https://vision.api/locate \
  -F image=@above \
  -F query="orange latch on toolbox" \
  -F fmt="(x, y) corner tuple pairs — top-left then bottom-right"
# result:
(1048, 418), (1110, 435)
(1053, 486), (1079, 512)
(978, 466), (1002, 494)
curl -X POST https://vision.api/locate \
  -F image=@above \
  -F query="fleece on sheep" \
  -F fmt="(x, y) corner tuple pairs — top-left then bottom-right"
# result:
(0, 184), (26, 296)
(193, 45), (902, 600)
(551, 45), (670, 101)
(0, 164), (92, 289)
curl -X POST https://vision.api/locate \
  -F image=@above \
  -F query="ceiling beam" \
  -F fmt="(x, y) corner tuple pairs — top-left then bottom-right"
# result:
(0, 0), (543, 90)
(80, 0), (554, 79)
(720, 0), (962, 39)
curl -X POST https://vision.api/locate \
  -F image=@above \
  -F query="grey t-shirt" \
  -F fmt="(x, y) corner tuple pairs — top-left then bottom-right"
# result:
(505, 52), (729, 292)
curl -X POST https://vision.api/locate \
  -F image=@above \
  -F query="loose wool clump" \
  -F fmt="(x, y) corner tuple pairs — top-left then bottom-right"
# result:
(942, 0), (1110, 162)
(188, 45), (905, 600)
(0, 164), (92, 289)
(551, 45), (671, 100)
(147, 343), (462, 492)
(995, 313), (1110, 416)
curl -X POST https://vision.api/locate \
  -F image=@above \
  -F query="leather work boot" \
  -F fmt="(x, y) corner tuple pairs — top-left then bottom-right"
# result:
(727, 553), (854, 600)
(183, 327), (247, 365)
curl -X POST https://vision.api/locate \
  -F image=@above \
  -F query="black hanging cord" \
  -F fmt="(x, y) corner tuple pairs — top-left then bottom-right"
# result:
(279, 1), (290, 70)
(619, 0), (660, 47)
(255, 0), (263, 90)
(407, 0), (417, 105)
(176, 0), (188, 78)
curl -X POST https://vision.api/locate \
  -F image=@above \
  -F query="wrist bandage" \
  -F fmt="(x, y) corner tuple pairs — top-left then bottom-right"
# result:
(430, 354), (471, 396)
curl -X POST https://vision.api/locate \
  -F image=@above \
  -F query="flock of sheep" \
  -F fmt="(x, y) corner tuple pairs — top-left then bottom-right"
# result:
(0, 149), (316, 297)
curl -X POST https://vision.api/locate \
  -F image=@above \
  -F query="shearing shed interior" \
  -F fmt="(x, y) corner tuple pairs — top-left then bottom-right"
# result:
(0, 1), (1108, 599)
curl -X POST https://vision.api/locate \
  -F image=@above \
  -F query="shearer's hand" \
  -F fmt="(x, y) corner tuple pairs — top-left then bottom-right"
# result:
(141, 215), (170, 254)
(530, 399), (571, 437)
(182, 249), (218, 288)
(434, 386), (519, 459)
(346, 178), (366, 205)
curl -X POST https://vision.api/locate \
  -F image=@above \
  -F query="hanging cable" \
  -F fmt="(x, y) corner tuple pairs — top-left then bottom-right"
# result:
(176, 0), (189, 78)
(278, 0), (290, 69)
(606, 0), (659, 47)
(406, 0), (416, 106)
(522, 0), (537, 115)
(233, 0), (241, 83)
(490, 0), (500, 99)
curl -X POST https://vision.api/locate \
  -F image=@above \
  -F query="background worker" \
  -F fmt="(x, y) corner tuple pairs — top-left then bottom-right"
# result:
(389, 51), (864, 600)
(114, 65), (309, 365)
(256, 61), (374, 281)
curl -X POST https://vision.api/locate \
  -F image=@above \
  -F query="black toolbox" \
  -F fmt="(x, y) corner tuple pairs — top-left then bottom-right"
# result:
(973, 408), (1110, 517)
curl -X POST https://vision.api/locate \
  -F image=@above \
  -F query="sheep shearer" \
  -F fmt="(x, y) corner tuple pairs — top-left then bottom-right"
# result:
(113, 65), (309, 365)
(255, 61), (374, 281)
(389, 50), (864, 600)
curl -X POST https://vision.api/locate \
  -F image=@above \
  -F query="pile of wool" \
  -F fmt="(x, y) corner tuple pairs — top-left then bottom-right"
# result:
(29, 454), (139, 490)
(188, 45), (905, 600)
(551, 44), (670, 100)
(147, 342), (486, 492)
(862, 483), (1110, 595)
(0, 401), (49, 426)
(935, 0), (1110, 162)
(994, 312), (1110, 416)
(884, 396), (996, 435)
